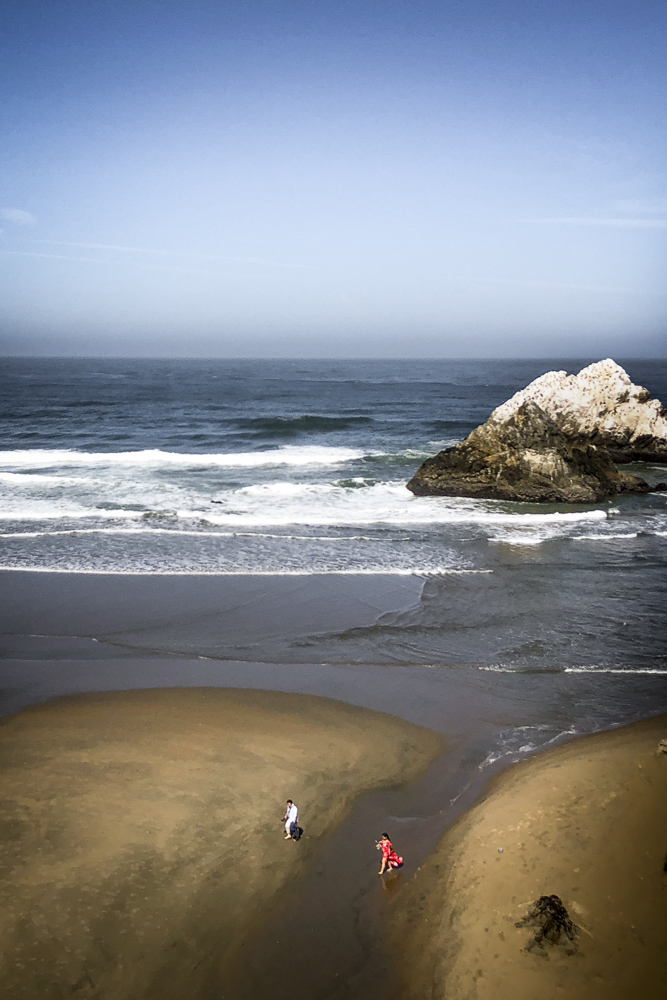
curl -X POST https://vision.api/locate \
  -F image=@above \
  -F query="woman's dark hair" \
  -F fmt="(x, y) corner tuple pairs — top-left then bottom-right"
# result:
(381, 832), (389, 839)
(286, 799), (293, 804)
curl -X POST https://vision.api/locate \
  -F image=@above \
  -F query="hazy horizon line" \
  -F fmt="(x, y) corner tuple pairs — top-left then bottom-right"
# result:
(2, 353), (665, 362)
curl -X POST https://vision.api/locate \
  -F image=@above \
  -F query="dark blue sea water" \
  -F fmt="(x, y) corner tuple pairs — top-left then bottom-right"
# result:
(1, 357), (666, 677)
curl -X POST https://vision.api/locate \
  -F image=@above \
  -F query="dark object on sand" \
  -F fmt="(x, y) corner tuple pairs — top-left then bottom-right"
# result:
(515, 894), (578, 952)
(290, 823), (303, 841)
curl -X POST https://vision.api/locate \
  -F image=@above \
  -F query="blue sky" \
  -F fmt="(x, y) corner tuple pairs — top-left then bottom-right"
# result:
(1, 0), (666, 357)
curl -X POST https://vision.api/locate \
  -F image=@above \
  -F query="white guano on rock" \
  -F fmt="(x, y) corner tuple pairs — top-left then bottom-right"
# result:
(490, 360), (667, 463)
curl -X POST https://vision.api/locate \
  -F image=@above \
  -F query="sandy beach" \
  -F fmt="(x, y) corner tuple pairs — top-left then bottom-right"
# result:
(2, 572), (667, 999)
(0, 686), (442, 1000)
(398, 713), (667, 1000)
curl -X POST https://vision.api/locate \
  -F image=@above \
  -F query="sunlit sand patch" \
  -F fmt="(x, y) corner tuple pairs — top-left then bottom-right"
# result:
(397, 714), (667, 1000)
(0, 687), (442, 1000)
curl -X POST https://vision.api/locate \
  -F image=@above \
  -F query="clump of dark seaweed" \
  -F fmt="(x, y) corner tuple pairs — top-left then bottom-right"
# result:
(516, 894), (578, 953)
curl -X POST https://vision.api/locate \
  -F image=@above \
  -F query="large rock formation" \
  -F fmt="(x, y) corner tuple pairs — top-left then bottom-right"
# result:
(407, 360), (665, 503)
(490, 359), (667, 463)
(407, 401), (650, 503)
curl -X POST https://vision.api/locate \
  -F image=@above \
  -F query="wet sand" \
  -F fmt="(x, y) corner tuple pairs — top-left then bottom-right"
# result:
(0, 569), (424, 663)
(0, 687), (442, 1000)
(398, 713), (667, 1000)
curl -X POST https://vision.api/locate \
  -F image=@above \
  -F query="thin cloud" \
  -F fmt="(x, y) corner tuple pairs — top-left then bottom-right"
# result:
(481, 276), (663, 297)
(32, 239), (314, 269)
(613, 198), (667, 215)
(0, 248), (299, 281)
(34, 240), (170, 255)
(0, 249), (124, 264)
(527, 217), (667, 229)
(1, 208), (37, 226)
(0, 248), (225, 276)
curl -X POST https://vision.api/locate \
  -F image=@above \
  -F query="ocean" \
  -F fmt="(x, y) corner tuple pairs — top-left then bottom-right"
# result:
(1, 356), (666, 676)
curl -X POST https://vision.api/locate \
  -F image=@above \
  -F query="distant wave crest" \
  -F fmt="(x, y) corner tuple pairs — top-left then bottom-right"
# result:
(234, 414), (374, 437)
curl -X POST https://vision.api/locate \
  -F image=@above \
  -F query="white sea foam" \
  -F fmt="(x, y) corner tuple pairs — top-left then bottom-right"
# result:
(575, 532), (639, 541)
(480, 663), (667, 676)
(0, 565), (492, 577)
(477, 725), (578, 769)
(0, 441), (639, 560)
(488, 533), (549, 546)
(564, 667), (667, 674)
(0, 471), (94, 485)
(0, 446), (614, 534)
(486, 509), (623, 547)
(0, 446), (367, 470)
(0, 528), (381, 541)
(0, 505), (146, 522)
(200, 483), (610, 528)
(0, 484), (611, 528)
(0, 502), (146, 521)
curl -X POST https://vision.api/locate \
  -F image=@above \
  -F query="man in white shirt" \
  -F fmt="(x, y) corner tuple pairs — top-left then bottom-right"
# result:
(282, 799), (298, 839)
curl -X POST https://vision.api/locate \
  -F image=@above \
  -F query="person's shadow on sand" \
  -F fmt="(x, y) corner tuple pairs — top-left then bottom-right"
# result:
(380, 872), (402, 895)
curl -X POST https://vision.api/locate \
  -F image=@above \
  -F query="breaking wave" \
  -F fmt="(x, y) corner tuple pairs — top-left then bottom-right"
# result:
(0, 446), (368, 470)
(0, 489), (611, 529)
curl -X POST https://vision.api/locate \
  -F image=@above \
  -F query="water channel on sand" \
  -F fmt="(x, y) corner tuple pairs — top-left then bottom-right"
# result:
(2, 651), (666, 999)
(2, 569), (666, 998)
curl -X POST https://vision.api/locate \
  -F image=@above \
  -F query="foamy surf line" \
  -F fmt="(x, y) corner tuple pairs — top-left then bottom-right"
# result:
(564, 666), (667, 675)
(0, 566), (493, 577)
(489, 531), (639, 546)
(478, 726), (578, 769)
(477, 664), (667, 675)
(488, 534), (548, 546)
(0, 507), (610, 528)
(575, 532), (639, 541)
(1, 528), (383, 541)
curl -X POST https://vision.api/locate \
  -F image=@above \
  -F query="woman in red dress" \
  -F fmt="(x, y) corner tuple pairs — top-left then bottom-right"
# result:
(376, 832), (403, 875)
